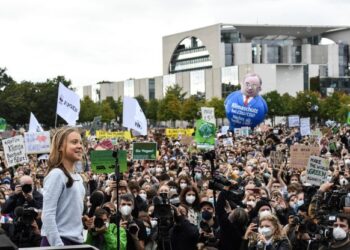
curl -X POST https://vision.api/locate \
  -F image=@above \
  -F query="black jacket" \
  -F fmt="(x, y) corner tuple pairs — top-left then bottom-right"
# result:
(240, 237), (291, 250)
(170, 217), (199, 250)
(2, 190), (43, 217)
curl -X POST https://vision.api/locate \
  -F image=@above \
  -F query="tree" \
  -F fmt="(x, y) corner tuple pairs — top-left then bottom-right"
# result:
(158, 93), (181, 123)
(262, 91), (284, 125)
(135, 95), (148, 114)
(146, 99), (159, 123)
(99, 100), (115, 122)
(0, 67), (15, 89)
(79, 96), (99, 122)
(280, 93), (295, 116)
(166, 84), (187, 102)
(181, 96), (201, 123)
(206, 97), (225, 118)
(290, 91), (320, 120)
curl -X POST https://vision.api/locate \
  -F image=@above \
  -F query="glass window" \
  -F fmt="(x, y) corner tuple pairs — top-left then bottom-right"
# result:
(190, 70), (205, 96)
(148, 78), (155, 100)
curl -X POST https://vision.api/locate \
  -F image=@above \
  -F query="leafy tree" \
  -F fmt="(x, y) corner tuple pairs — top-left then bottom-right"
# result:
(181, 96), (201, 123)
(157, 93), (181, 123)
(99, 100), (115, 122)
(280, 93), (295, 116)
(262, 91), (284, 125)
(166, 84), (186, 102)
(135, 95), (148, 114)
(206, 97), (225, 118)
(79, 96), (99, 122)
(319, 92), (342, 121)
(0, 67), (16, 89)
(146, 99), (159, 122)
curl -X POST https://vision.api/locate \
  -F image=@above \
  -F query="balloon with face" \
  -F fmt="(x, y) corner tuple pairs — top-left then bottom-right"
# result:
(224, 73), (268, 129)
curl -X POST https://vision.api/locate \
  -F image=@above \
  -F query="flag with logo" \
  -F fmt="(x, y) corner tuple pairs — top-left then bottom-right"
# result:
(195, 119), (216, 150)
(56, 83), (80, 125)
(122, 96), (147, 136)
(29, 113), (44, 132)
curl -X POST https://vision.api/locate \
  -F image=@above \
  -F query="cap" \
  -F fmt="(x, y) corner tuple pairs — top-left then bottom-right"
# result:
(200, 201), (214, 209)
(255, 198), (272, 212)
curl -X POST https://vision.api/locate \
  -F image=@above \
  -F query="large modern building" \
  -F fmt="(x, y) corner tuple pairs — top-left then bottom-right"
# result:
(98, 23), (350, 101)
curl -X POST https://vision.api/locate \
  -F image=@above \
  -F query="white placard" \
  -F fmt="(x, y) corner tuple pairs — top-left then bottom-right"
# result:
(223, 137), (233, 146)
(2, 135), (29, 167)
(201, 107), (216, 125)
(24, 131), (51, 154)
(306, 156), (329, 186)
(300, 117), (311, 136)
(221, 126), (229, 135)
(288, 115), (300, 128)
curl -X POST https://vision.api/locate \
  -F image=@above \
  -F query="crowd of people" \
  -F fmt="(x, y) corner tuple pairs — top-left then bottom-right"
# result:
(0, 124), (350, 250)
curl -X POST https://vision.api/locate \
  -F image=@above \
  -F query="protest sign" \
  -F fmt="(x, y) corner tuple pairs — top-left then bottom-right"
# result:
(223, 137), (233, 146)
(0, 118), (6, 132)
(180, 136), (193, 145)
(165, 128), (194, 139)
(221, 126), (229, 135)
(306, 156), (329, 186)
(24, 131), (50, 154)
(2, 135), (28, 167)
(201, 107), (216, 125)
(118, 150), (128, 173)
(240, 127), (251, 136)
(234, 128), (241, 136)
(288, 115), (300, 127)
(132, 142), (157, 160)
(300, 117), (311, 136)
(195, 119), (216, 150)
(270, 151), (284, 166)
(90, 150), (115, 174)
(290, 145), (319, 169)
(95, 130), (132, 140)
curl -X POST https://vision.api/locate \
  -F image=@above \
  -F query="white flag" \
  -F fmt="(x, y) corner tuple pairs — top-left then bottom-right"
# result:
(29, 112), (44, 132)
(56, 83), (80, 125)
(122, 97), (147, 135)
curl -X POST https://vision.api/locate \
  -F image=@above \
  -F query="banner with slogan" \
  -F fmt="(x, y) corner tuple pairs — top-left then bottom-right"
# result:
(0, 118), (6, 132)
(201, 107), (216, 125)
(93, 130), (132, 140)
(90, 150), (115, 174)
(290, 145), (319, 169)
(306, 156), (329, 186)
(132, 142), (157, 160)
(165, 128), (194, 139)
(24, 131), (51, 154)
(2, 135), (29, 167)
(300, 117), (311, 136)
(288, 115), (300, 128)
(195, 119), (216, 150)
(270, 151), (284, 166)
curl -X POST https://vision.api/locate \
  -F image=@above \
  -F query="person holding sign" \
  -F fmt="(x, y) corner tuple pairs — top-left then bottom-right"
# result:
(41, 127), (86, 246)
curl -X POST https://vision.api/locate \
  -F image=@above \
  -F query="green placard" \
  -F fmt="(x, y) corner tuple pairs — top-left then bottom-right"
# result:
(194, 119), (216, 150)
(90, 150), (115, 174)
(132, 142), (157, 160)
(0, 118), (6, 132)
(118, 150), (128, 173)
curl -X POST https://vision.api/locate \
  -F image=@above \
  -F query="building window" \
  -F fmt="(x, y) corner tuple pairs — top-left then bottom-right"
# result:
(148, 78), (155, 100)
(190, 70), (205, 98)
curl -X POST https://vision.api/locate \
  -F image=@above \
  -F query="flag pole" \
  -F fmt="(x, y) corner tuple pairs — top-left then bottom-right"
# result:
(55, 114), (58, 128)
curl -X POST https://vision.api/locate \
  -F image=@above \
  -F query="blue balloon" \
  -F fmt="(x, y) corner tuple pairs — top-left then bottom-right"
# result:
(224, 91), (268, 129)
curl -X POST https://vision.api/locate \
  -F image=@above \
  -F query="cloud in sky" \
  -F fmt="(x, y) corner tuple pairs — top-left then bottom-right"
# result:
(0, 0), (349, 90)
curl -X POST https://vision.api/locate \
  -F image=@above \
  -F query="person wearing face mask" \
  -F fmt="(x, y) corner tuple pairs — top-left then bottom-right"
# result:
(177, 175), (191, 192)
(242, 214), (291, 250)
(2, 175), (43, 218)
(118, 194), (147, 250)
(198, 201), (220, 249)
(85, 207), (127, 250)
(319, 214), (350, 250)
(180, 186), (201, 226)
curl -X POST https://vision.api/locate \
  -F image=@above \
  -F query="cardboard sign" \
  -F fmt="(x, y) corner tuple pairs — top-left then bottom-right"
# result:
(132, 142), (157, 160)
(270, 151), (284, 166)
(290, 145), (319, 169)
(90, 150), (115, 174)
(2, 135), (29, 167)
(201, 107), (216, 125)
(288, 115), (300, 128)
(180, 136), (193, 145)
(221, 126), (229, 135)
(306, 156), (329, 186)
(165, 128), (194, 139)
(223, 137), (233, 146)
(24, 131), (51, 154)
(300, 117), (311, 136)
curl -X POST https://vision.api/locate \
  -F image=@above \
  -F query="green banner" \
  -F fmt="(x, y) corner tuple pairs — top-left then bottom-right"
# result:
(195, 119), (216, 150)
(347, 112), (350, 125)
(118, 150), (128, 173)
(0, 118), (6, 132)
(132, 142), (157, 160)
(90, 150), (115, 174)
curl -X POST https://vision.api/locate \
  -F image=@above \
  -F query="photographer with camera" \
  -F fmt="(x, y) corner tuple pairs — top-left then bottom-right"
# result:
(2, 175), (43, 217)
(197, 201), (220, 250)
(85, 207), (127, 250)
(118, 193), (147, 250)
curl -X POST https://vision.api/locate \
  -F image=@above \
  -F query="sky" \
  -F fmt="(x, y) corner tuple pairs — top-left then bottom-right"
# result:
(0, 0), (350, 95)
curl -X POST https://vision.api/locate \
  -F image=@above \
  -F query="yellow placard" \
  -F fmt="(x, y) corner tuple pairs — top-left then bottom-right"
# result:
(165, 128), (194, 139)
(94, 130), (132, 140)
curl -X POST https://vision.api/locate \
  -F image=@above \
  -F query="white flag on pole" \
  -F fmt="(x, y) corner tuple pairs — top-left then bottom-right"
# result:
(56, 83), (80, 125)
(29, 112), (44, 132)
(122, 97), (147, 135)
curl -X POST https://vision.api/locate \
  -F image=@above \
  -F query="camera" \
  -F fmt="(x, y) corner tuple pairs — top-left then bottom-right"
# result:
(21, 184), (32, 194)
(199, 220), (212, 234)
(127, 223), (139, 235)
(94, 217), (105, 228)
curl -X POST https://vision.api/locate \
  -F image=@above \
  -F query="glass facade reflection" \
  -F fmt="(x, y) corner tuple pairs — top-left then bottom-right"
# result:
(190, 70), (205, 97)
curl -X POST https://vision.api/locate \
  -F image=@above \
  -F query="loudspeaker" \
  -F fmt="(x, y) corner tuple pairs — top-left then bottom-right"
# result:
(0, 234), (17, 250)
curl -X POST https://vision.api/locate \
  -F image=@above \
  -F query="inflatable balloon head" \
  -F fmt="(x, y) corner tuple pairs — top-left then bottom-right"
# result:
(241, 73), (262, 97)
(225, 73), (268, 130)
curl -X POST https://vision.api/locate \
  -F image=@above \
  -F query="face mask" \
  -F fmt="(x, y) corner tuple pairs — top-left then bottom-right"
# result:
(156, 167), (163, 173)
(139, 193), (147, 201)
(333, 226), (347, 240)
(340, 178), (348, 186)
(186, 195), (196, 204)
(259, 210), (272, 218)
(246, 201), (256, 208)
(201, 210), (213, 220)
(105, 222), (110, 228)
(120, 205), (132, 216)
(170, 188), (177, 193)
(146, 227), (151, 236)
(258, 227), (273, 237)
(5, 195), (9, 200)
(297, 200), (304, 207)
(150, 219), (158, 228)
(208, 197), (214, 205)
(195, 173), (202, 180)
(180, 183), (187, 189)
